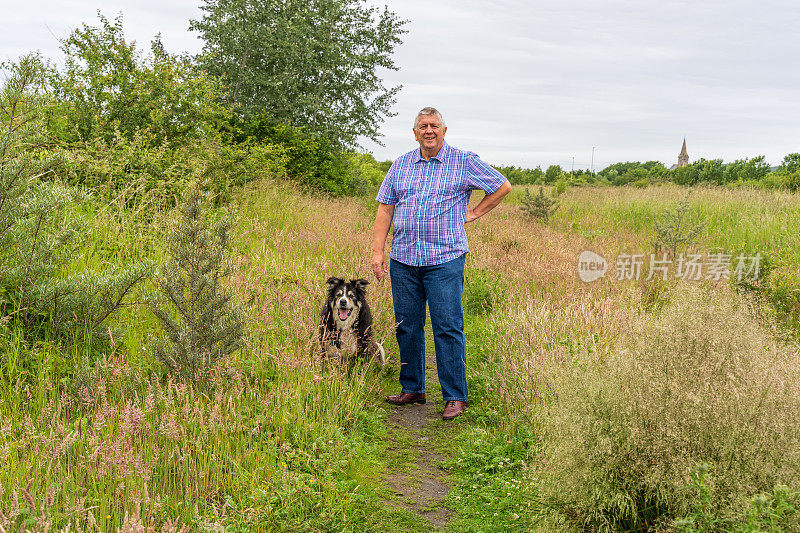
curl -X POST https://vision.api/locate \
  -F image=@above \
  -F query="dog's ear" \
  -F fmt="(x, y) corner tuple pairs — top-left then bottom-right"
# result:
(353, 278), (369, 290)
(326, 276), (342, 287)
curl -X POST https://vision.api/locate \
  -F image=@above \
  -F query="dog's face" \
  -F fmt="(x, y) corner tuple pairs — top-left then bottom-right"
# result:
(326, 277), (369, 327)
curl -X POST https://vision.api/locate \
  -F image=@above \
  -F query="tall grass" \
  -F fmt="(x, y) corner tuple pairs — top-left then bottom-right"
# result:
(510, 185), (800, 331)
(5, 175), (799, 531)
(0, 179), (399, 531)
(463, 189), (800, 530)
(534, 283), (800, 530)
(540, 185), (800, 265)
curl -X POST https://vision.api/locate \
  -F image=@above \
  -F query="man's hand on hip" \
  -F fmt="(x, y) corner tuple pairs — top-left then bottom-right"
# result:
(465, 181), (512, 224)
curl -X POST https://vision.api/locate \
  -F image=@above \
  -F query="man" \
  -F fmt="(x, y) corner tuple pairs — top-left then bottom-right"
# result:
(372, 107), (511, 421)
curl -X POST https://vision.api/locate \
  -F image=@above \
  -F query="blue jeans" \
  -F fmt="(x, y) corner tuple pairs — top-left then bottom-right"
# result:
(390, 254), (467, 402)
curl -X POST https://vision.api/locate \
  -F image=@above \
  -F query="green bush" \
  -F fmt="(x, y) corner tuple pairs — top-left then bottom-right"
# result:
(769, 169), (800, 192)
(614, 166), (647, 186)
(493, 164), (544, 185)
(345, 151), (387, 196)
(57, 131), (286, 209)
(553, 178), (568, 196)
(544, 164), (565, 184)
(519, 186), (558, 222)
(675, 468), (800, 532)
(0, 55), (151, 344)
(230, 115), (364, 196)
(58, 127), (188, 209)
(783, 170), (800, 191)
(536, 283), (800, 531)
(47, 13), (228, 146)
(759, 257), (800, 331)
(463, 267), (503, 316)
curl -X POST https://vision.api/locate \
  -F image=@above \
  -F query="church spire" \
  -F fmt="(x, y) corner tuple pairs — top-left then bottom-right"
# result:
(678, 138), (689, 167)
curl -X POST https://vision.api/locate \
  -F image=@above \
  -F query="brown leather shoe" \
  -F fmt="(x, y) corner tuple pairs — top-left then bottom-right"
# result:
(386, 392), (426, 405)
(442, 401), (466, 420)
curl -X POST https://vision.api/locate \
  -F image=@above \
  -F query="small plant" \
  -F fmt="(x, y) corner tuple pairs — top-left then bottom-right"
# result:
(675, 472), (800, 532)
(650, 193), (705, 258)
(673, 463), (721, 532)
(149, 184), (245, 377)
(520, 186), (558, 222)
(739, 485), (800, 531)
(463, 267), (502, 316)
(553, 178), (568, 197)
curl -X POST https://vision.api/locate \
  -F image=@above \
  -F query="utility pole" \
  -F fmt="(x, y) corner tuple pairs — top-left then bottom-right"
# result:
(571, 156), (575, 181)
(591, 146), (597, 174)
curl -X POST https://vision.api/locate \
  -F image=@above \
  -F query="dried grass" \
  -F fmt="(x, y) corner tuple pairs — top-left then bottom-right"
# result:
(535, 282), (800, 530)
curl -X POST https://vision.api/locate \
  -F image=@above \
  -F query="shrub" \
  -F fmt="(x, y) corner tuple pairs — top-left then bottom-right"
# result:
(614, 166), (647, 186)
(195, 140), (288, 203)
(58, 127), (189, 210)
(777, 169), (800, 192)
(738, 251), (800, 332)
(345, 151), (387, 196)
(650, 194), (705, 258)
(536, 283), (800, 531)
(230, 116), (352, 196)
(674, 468), (800, 532)
(47, 13), (228, 146)
(58, 131), (286, 209)
(553, 178), (568, 196)
(149, 185), (245, 377)
(519, 186), (558, 222)
(0, 55), (150, 343)
(463, 267), (503, 316)
(544, 164), (564, 184)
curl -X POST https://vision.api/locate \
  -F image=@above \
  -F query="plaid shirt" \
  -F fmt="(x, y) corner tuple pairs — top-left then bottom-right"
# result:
(376, 141), (507, 266)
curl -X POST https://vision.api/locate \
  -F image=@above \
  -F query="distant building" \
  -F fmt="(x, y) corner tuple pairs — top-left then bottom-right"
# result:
(669, 138), (689, 170)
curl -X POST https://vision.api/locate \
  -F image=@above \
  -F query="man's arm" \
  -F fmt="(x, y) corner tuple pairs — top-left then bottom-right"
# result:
(372, 202), (395, 280)
(465, 180), (512, 223)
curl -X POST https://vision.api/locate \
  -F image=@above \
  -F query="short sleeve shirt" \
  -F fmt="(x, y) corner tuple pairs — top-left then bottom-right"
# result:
(375, 141), (507, 266)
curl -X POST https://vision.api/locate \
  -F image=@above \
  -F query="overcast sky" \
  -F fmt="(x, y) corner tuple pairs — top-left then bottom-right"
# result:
(2, 0), (798, 169)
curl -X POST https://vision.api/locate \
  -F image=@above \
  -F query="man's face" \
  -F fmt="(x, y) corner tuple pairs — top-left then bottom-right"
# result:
(413, 114), (447, 154)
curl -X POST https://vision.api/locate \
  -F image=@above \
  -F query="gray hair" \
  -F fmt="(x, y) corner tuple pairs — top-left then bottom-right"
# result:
(414, 107), (446, 129)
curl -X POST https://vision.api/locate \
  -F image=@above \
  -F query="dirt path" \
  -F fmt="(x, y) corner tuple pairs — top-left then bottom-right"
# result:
(383, 350), (466, 531)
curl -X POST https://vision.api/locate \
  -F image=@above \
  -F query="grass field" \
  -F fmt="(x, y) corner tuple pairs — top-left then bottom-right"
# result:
(2, 180), (799, 531)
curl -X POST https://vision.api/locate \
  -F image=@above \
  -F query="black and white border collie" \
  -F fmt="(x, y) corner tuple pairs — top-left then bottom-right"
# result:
(319, 277), (386, 365)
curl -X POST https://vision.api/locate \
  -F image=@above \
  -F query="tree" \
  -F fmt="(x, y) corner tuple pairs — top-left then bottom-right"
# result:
(723, 156), (771, 183)
(697, 158), (724, 184)
(780, 153), (800, 173)
(544, 164), (564, 184)
(149, 185), (245, 377)
(599, 161), (643, 181)
(190, 0), (407, 148)
(742, 155), (771, 181)
(615, 166), (647, 186)
(49, 13), (228, 145)
(671, 161), (702, 186)
(520, 187), (558, 222)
